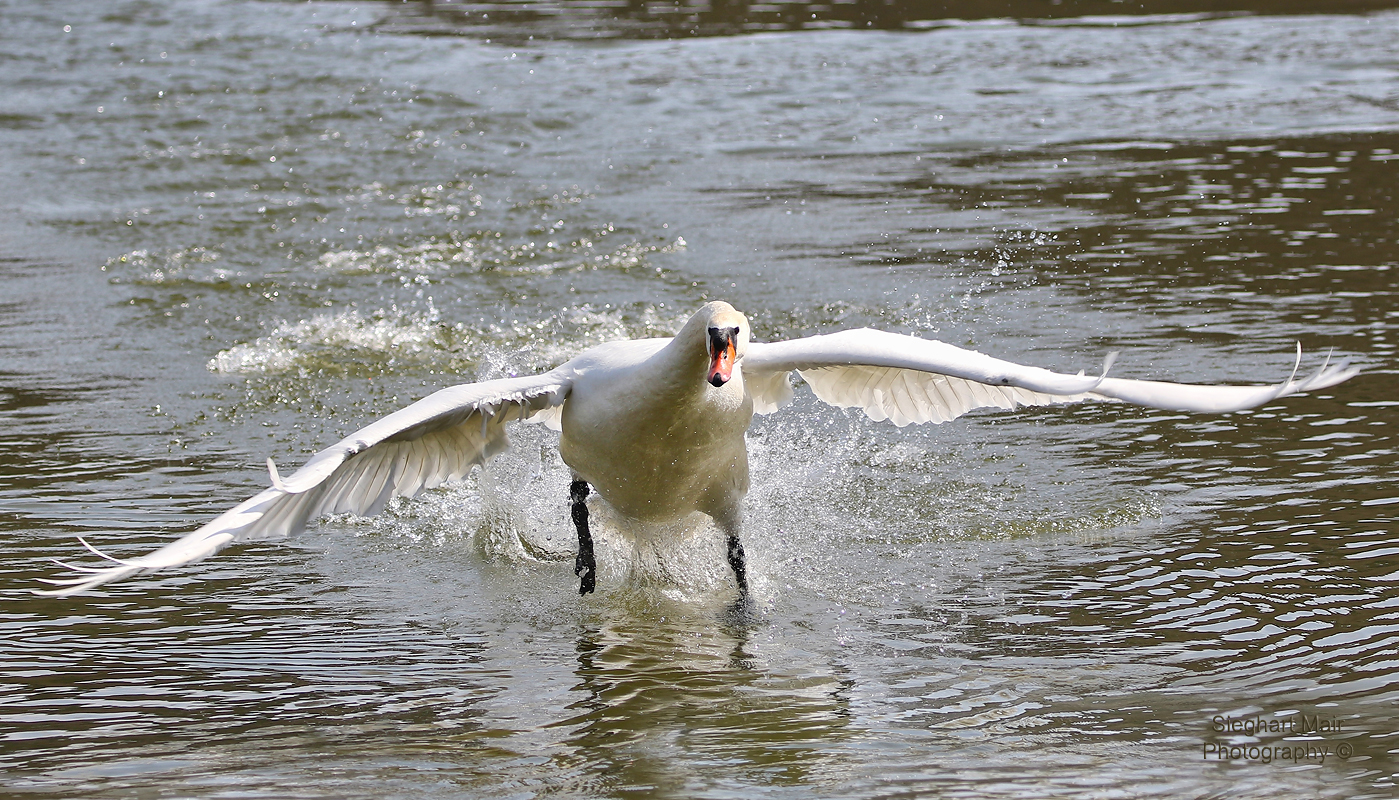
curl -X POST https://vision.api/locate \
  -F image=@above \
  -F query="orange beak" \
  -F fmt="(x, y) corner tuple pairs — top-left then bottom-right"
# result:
(707, 327), (737, 387)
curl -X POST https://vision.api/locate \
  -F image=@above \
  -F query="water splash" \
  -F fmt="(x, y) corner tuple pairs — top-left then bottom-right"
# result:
(207, 307), (455, 375)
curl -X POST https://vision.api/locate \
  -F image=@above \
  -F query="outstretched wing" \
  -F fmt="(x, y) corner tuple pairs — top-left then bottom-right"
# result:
(37, 371), (571, 596)
(743, 329), (1357, 426)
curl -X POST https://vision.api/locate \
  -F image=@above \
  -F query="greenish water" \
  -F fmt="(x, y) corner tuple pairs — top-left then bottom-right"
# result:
(1, 2), (1397, 797)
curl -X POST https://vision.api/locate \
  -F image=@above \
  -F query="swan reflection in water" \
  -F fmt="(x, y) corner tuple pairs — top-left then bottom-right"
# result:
(560, 600), (856, 793)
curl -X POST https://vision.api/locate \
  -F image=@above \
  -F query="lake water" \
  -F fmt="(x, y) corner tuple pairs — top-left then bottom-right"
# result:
(2, 1), (1398, 797)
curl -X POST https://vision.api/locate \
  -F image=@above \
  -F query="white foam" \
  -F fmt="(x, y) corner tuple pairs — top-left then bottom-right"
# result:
(208, 308), (449, 375)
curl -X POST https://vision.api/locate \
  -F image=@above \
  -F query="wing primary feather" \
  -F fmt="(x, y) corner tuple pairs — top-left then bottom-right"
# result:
(353, 452), (390, 517)
(364, 471), (398, 517)
(418, 436), (441, 492)
(400, 440), (425, 497)
(319, 461), (363, 516)
(47, 557), (117, 574)
(443, 427), (471, 482)
(427, 433), (452, 488)
(79, 536), (142, 567)
(344, 450), (386, 515)
(267, 458), (290, 493)
(435, 431), (457, 485)
(335, 458), (376, 515)
(36, 571), (128, 588)
(369, 447), (400, 509)
(412, 437), (435, 492)
(361, 448), (397, 511)
(37, 574), (101, 585)
(257, 491), (308, 540)
(945, 376), (976, 416)
(930, 377), (961, 420)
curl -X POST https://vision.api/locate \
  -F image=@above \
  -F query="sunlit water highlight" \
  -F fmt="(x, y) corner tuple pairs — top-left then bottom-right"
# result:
(1, 1), (1397, 797)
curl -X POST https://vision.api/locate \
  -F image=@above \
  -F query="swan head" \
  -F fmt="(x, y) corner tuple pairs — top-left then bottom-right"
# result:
(685, 301), (749, 388)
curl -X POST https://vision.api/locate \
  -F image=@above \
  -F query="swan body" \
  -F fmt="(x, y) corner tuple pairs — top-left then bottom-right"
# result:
(37, 301), (1358, 597)
(559, 309), (752, 525)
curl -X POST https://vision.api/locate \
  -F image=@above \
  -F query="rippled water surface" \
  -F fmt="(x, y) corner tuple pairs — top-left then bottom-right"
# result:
(2, 1), (1398, 797)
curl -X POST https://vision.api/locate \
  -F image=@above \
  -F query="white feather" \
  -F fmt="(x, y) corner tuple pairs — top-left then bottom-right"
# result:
(745, 330), (1356, 425)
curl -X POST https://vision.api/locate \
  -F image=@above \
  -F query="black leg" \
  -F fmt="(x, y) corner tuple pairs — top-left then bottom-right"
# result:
(725, 531), (748, 596)
(570, 479), (595, 595)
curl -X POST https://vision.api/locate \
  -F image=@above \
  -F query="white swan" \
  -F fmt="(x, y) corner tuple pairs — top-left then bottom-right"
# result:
(37, 301), (1357, 597)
